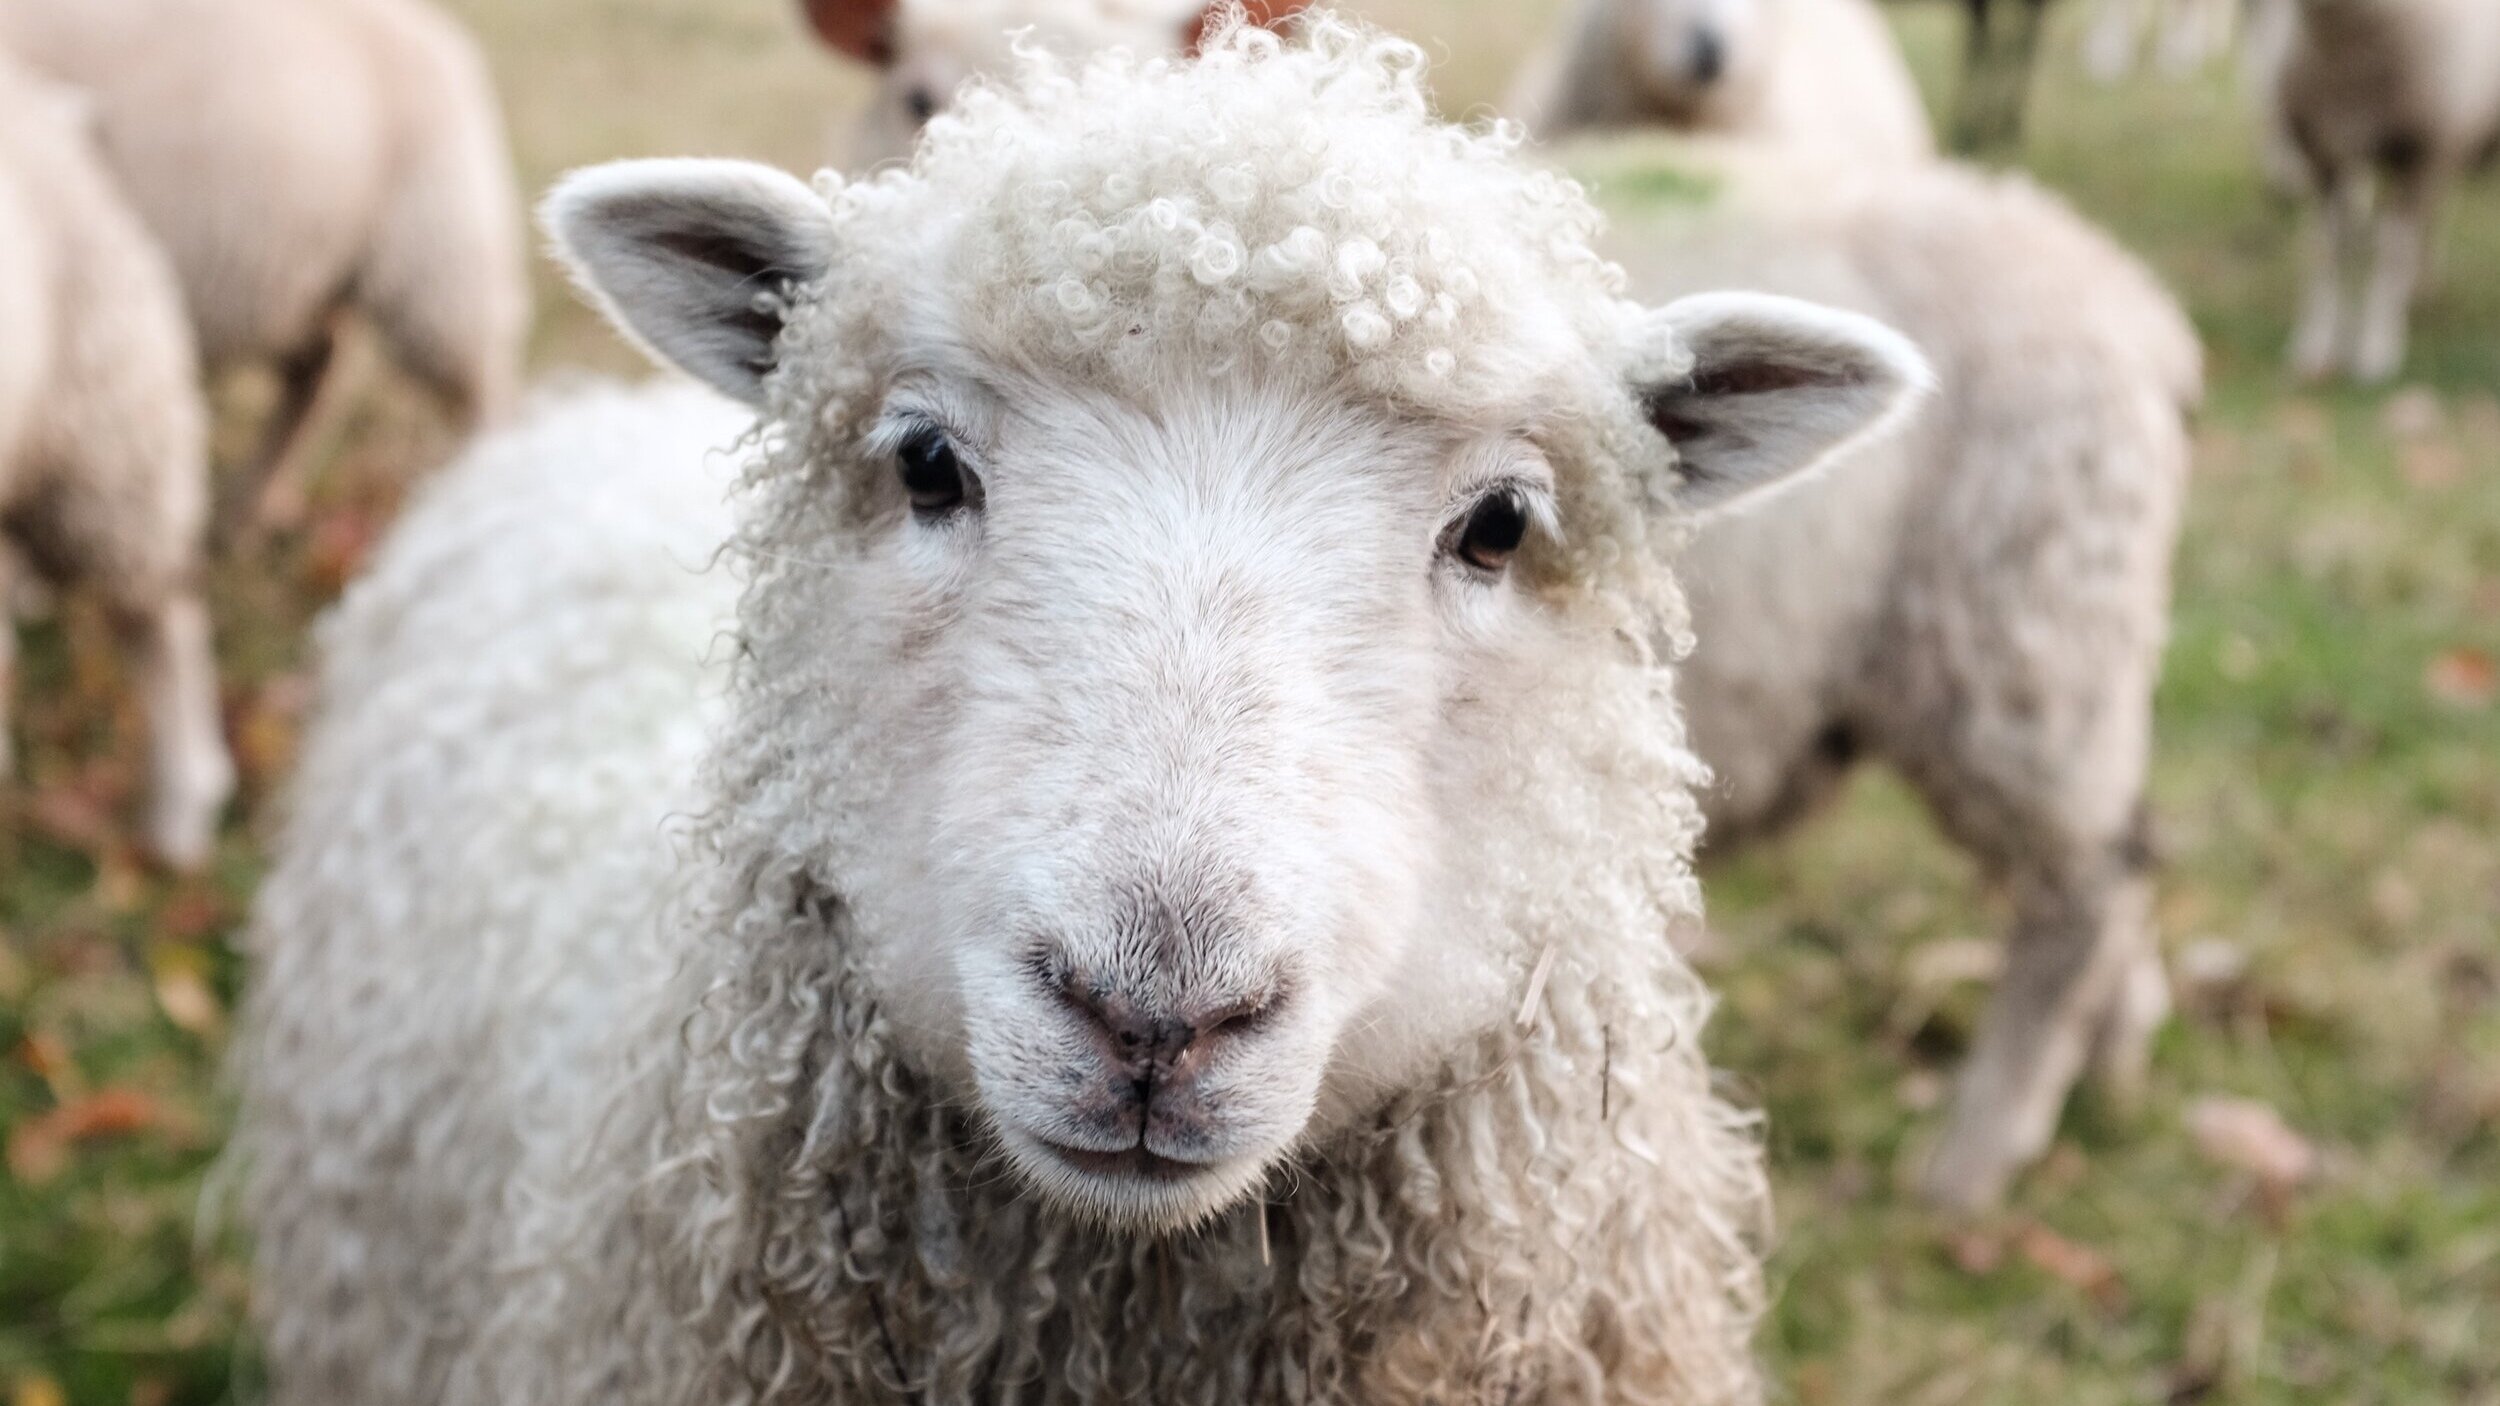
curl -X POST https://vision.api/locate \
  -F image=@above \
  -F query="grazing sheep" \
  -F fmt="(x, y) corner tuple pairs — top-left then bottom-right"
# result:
(1566, 135), (2201, 1208)
(0, 0), (529, 531)
(2254, 0), (2500, 382)
(0, 57), (233, 866)
(1506, 0), (1936, 162)
(239, 18), (1937, 1403)
(800, 0), (1312, 165)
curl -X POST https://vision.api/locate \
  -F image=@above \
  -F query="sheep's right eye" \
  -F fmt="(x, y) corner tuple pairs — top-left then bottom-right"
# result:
(897, 426), (978, 516)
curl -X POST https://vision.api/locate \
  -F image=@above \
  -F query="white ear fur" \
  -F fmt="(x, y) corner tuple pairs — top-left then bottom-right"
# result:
(1640, 292), (1933, 514)
(541, 160), (837, 405)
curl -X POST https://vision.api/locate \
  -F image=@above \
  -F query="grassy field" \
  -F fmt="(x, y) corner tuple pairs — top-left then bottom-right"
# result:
(3, 1), (2496, 1402)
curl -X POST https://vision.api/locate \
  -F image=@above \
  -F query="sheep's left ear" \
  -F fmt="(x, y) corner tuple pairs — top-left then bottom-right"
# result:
(1636, 292), (1932, 513)
(799, 0), (899, 65)
(1182, 0), (1315, 53)
(543, 159), (837, 406)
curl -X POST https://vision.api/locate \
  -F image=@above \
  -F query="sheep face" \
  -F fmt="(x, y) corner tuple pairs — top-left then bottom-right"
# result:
(1616, 0), (1775, 118)
(850, 375), (1546, 1228)
(547, 20), (1926, 1232)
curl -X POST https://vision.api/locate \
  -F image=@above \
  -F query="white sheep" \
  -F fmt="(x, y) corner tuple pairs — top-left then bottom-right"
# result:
(1571, 135), (2202, 1208)
(800, 0), (1312, 165)
(0, 56), (233, 866)
(1505, 0), (1936, 162)
(237, 18), (1937, 1403)
(0, 0), (529, 530)
(2251, 0), (2500, 383)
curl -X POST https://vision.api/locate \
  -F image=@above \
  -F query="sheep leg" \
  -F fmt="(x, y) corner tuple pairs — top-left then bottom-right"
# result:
(1922, 853), (2155, 1210)
(1950, 0), (2050, 153)
(2085, 0), (2148, 83)
(232, 323), (352, 539)
(2348, 162), (2442, 384)
(113, 593), (234, 871)
(2289, 168), (2366, 382)
(0, 548), (16, 782)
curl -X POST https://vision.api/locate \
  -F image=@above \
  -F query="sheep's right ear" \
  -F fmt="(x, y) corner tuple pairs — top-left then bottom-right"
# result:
(1635, 292), (1932, 514)
(543, 160), (836, 406)
(799, 0), (899, 64)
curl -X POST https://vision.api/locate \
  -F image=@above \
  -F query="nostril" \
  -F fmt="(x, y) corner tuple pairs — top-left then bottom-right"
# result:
(1198, 985), (1285, 1042)
(1044, 961), (1289, 1073)
(1689, 27), (1726, 83)
(903, 85), (939, 123)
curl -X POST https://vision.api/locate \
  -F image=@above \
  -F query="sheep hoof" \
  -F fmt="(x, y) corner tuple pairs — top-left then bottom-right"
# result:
(1917, 1134), (2018, 1214)
(2347, 338), (2406, 387)
(2086, 951), (2171, 1112)
(144, 754), (236, 873)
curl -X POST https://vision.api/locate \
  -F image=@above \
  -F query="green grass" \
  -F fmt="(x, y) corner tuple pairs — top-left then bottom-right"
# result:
(3, 2), (2496, 1402)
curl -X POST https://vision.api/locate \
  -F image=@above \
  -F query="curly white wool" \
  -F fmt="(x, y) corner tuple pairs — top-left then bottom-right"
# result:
(237, 19), (1811, 1406)
(799, 18), (1637, 425)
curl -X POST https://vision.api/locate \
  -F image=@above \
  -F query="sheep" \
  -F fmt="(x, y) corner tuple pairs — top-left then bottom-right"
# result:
(1505, 0), (1936, 163)
(0, 0), (529, 532)
(236, 17), (1940, 1403)
(0, 55), (233, 867)
(1598, 134), (2198, 1209)
(2253, 0), (2500, 383)
(799, 0), (1313, 165)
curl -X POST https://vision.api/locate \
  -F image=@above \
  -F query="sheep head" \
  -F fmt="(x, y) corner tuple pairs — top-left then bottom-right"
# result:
(801, 0), (1317, 165)
(547, 15), (1924, 1233)
(1614, 0), (1779, 120)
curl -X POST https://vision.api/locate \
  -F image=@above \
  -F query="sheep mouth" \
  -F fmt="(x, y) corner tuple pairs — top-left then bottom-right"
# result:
(1029, 1137), (1214, 1184)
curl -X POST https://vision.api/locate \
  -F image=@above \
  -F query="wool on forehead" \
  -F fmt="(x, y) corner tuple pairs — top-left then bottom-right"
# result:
(784, 12), (1669, 425)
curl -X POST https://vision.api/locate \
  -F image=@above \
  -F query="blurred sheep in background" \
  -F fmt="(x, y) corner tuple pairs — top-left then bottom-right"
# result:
(0, 57), (232, 868)
(1568, 138), (2201, 1207)
(800, 0), (1313, 166)
(2252, 0), (2500, 383)
(0, 0), (529, 535)
(1505, 0), (1936, 162)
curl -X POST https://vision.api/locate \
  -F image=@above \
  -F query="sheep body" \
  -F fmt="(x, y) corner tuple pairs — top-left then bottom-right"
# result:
(2253, 0), (2500, 381)
(0, 56), (232, 864)
(1575, 136), (2199, 1206)
(235, 21), (1924, 1404)
(0, 0), (529, 521)
(1508, 0), (1935, 163)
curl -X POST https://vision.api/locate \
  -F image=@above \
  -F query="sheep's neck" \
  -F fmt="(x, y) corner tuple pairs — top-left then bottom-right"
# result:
(692, 950), (1758, 1406)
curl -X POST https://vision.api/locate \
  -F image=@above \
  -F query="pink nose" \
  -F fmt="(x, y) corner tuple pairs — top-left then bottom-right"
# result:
(1056, 973), (1281, 1090)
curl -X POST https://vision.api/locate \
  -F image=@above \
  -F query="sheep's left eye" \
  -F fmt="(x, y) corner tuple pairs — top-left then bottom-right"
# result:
(897, 425), (978, 515)
(1453, 490), (1530, 573)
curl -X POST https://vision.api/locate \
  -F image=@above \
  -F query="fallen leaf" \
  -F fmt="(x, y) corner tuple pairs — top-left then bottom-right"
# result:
(158, 885), (229, 943)
(306, 507), (381, 595)
(153, 959), (224, 1037)
(23, 783), (117, 854)
(2399, 439), (2466, 489)
(6, 1088), (164, 1186)
(2187, 1096), (2317, 1193)
(2425, 648), (2497, 709)
(1945, 1226), (2005, 1275)
(2379, 385), (2445, 440)
(2017, 1222), (2128, 1311)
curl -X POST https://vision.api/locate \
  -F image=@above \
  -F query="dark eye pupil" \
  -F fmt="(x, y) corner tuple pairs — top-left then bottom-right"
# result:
(898, 427), (966, 512)
(1459, 492), (1529, 571)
